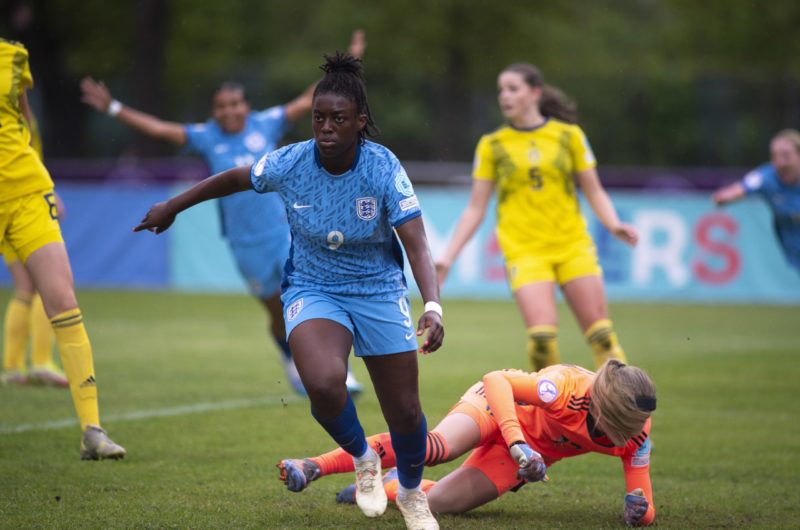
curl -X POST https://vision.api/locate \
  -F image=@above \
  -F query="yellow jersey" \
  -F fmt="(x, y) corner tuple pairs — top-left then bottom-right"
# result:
(0, 39), (52, 201)
(472, 119), (597, 259)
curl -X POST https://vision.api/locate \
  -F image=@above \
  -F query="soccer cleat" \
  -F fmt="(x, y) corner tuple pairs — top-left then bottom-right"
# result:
(354, 447), (387, 517)
(28, 363), (69, 388)
(396, 488), (439, 530)
(345, 369), (364, 397)
(80, 425), (126, 460)
(0, 369), (28, 386)
(336, 468), (397, 506)
(281, 357), (307, 396)
(277, 458), (321, 492)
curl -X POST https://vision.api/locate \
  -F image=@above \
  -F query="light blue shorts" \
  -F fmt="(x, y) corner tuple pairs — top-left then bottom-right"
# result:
(281, 287), (418, 357)
(229, 234), (291, 299)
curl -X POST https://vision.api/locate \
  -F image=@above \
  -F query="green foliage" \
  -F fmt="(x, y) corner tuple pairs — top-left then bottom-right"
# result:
(1, 291), (799, 528)
(13, 0), (800, 163)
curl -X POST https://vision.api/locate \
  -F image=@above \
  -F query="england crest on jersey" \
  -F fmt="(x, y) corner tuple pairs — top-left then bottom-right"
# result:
(356, 197), (378, 220)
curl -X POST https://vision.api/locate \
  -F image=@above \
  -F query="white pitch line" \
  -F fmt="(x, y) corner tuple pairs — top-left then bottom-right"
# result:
(0, 394), (304, 435)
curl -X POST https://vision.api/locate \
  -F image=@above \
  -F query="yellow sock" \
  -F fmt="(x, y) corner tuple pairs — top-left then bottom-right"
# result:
(51, 309), (99, 430)
(584, 319), (628, 369)
(3, 296), (31, 372)
(30, 294), (56, 367)
(527, 325), (560, 371)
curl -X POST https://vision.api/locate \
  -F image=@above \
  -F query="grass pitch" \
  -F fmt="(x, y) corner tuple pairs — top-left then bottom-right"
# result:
(1, 290), (799, 529)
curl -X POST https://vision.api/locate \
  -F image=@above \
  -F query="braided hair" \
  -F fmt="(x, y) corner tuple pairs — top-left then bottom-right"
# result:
(315, 51), (378, 143)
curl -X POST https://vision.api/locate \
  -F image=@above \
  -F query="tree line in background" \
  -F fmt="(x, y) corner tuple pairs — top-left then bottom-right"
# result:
(3, 0), (799, 166)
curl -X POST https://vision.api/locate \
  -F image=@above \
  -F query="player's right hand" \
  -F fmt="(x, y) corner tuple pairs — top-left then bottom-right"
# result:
(134, 201), (175, 234)
(80, 77), (113, 112)
(416, 311), (443, 354)
(509, 442), (547, 482)
(623, 488), (649, 526)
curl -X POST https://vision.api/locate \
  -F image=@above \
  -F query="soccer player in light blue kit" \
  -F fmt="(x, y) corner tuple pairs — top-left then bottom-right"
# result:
(135, 52), (445, 530)
(713, 129), (800, 272)
(80, 31), (366, 395)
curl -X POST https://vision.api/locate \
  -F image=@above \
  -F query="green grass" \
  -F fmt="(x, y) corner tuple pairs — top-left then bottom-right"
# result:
(1, 291), (799, 529)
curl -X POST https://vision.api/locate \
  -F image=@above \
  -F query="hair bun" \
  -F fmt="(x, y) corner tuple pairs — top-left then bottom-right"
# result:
(320, 51), (362, 76)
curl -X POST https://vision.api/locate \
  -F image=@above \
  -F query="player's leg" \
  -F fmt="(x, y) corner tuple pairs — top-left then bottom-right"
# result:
(513, 281), (559, 371)
(557, 241), (626, 368)
(18, 197), (124, 459)
(2, 256), (34, 384)
(283, 406), (482, 489)
(561, 275), (627, 368)
(25, 243), (124, 458)
(289, 315), (388, 517)
(427, 438), (526, 514)
(365, 351), (437, 528)
(508, 254), (560, 371)
(28, 291), (67, 387)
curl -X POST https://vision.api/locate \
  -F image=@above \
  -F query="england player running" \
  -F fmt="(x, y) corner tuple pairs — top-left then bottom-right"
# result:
(80, 31), (366, 396)
(135, 52), (444, 530)
(713, 129), (800, 272)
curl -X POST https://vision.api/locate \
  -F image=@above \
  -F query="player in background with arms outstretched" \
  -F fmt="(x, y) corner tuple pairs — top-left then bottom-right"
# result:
(80, 31), (367, 396)
(0, 38), (124, 459)
(280, 360), (656, 526)
(1, 110), (67, 387)
(436, 63), (638, 372)
(135, 52), (444, 530)
(712, 129), (800, 272)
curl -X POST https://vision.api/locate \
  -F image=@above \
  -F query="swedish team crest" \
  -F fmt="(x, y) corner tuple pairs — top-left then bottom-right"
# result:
(356, 197), (378, 220)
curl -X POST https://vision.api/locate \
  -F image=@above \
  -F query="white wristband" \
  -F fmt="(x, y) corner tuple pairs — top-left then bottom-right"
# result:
(107, 100), (122, 117)
(424, 301), (443, 317)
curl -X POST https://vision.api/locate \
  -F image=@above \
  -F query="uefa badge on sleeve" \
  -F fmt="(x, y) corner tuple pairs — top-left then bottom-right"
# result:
(356, 197), (378, 221)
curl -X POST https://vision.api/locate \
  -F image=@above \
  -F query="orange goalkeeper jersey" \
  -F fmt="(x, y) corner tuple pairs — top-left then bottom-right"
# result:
(482, 364), (655, 524)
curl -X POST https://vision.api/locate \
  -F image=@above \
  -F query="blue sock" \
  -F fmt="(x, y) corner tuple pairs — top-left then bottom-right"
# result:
(311, 394), (368, 457)
(275, 337), (292, 361)
(390, 414), (427, 489)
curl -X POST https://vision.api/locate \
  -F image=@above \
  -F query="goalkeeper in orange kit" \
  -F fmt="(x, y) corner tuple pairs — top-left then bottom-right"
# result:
(279, 361), (656, 526)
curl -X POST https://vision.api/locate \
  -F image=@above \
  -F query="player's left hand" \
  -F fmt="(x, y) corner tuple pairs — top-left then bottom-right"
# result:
(416, 311), (443, 354)
(134, 201), (176, 234)
(612, 223), (639, 246)
(509, 442), (547, 482)
(623, 488), (649, 526)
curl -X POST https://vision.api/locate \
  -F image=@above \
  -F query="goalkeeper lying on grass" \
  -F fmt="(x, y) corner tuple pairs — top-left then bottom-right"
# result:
(279, 360), (656, 526)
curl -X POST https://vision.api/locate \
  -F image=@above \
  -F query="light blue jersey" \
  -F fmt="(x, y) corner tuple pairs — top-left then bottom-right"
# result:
(250, 139), (423, 298)
(742, 163), (800, 269)
(184, 106), (290, 245)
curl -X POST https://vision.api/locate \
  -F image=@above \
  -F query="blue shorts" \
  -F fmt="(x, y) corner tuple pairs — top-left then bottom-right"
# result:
(281, 287), (418, 357)
(229, 234), (291, 299)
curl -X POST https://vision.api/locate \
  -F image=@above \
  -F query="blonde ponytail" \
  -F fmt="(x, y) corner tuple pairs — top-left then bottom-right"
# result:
(590, 360), (656, 447)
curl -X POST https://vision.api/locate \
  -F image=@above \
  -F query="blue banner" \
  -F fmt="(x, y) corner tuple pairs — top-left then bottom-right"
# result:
(2, 185), (797, 303)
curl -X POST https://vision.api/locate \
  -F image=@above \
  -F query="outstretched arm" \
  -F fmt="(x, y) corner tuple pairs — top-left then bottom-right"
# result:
(134, 166), (252, 234)
(283, 29), (367, 123)
(80, 77), (187, 145)
(578, 168), (638, 246)
(712, 182), (746, 206)
(435, 179), (494, 285)
(621, 452), (656, 526)
(395, 216), (444, 354)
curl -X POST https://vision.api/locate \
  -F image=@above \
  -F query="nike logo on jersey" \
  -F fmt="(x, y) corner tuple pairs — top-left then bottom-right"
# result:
(404, 331), (415, 340)
(292, 202), (312, 209)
